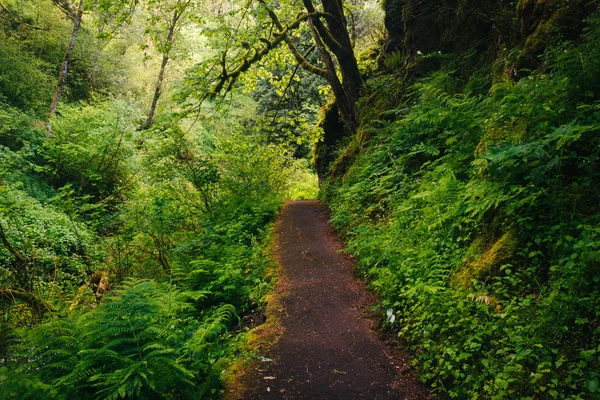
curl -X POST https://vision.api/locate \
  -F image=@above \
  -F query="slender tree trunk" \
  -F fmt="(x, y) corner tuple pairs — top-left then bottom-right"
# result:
(144, 52), (170, 129)
(46, 0), (84, 135)
(144, 10), (179, 129)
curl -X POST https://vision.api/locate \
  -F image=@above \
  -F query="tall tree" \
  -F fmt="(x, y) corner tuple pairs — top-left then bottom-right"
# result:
(196, 0), (364, 133)
(143, 0), (193, 129)
(46, 0), (139, 134)
(46, 0), (84, 135)
(302, 0), (363, 129)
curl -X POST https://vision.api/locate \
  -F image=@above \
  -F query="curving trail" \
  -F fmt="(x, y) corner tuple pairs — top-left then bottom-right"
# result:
(243, 200), (428, 400)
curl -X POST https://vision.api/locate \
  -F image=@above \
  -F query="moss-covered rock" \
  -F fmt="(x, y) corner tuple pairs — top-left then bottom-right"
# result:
(454, 230), (519, 288)
(516, 0), (589, 72)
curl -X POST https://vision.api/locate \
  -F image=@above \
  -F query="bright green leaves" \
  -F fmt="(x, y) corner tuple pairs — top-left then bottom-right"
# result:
(0, 37), (55, 115)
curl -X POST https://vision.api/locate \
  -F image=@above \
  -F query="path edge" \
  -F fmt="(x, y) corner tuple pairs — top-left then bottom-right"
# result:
(222, 206), (289, 400)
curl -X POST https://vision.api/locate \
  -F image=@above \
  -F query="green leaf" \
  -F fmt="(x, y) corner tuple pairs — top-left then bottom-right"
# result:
(586, 378), (599, 393)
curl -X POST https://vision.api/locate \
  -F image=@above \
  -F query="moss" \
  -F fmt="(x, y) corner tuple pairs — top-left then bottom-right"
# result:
(516, 0), (587, 72)
(327, 74), (407, 183)
(312, 99), (349, 184)
(454, 230), (519, 288)
(475, 118), (528, 156)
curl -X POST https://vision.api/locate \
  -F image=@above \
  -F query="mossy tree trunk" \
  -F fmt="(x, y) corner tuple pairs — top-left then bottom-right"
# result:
(303, 0), (363, 132)
(210, 0), (364, 134)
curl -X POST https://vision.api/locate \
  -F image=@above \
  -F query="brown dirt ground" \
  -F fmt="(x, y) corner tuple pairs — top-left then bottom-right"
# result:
(226, 200), (430, 400)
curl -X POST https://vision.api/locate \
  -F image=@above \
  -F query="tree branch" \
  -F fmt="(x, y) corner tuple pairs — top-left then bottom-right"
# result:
(209, 11), (327, 98)
(308, 17), (356, 128)
(302, 0), (344, 54)
(257, 0), (327, 78)
(51, 0), (77, 21)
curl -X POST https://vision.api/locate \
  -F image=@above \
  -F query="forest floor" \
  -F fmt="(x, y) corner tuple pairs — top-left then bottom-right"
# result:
(226, 200), (429, 399)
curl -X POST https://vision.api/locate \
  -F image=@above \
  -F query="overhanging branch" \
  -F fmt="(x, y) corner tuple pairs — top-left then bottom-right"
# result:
(209, 11), (328, 98)
(257, 0), (327, 79)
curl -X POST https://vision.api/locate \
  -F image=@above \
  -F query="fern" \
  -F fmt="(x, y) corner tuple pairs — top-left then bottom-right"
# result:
(383, 51), (405, 70)
(186, 304), (237, 355)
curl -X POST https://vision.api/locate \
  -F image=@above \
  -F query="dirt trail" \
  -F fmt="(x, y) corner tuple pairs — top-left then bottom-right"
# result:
(243, 200), (428, 400)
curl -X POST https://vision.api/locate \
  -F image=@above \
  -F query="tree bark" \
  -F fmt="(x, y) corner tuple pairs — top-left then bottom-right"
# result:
(303, 0), (363, 132)
(318, 0), (363, 100)
(47, 0), (84, 136)
(308, 19), (355, 131)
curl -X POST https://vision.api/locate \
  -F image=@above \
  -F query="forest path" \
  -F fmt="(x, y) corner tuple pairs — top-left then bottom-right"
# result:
(241, 200), (428, 400)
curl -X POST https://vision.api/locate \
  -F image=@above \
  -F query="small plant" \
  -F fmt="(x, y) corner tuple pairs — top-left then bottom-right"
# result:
(384, 51), (405, 70)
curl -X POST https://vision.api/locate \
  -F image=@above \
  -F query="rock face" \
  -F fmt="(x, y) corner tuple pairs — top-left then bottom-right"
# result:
(515, 0), (590, 71)
(382, 0), (594, 68)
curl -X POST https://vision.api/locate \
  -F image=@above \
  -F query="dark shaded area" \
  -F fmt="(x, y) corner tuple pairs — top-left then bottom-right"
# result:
(383, 0), (593, 65)
(312, 102), (349, 183)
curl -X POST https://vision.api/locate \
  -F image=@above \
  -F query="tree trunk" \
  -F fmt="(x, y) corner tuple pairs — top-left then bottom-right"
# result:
(319, 0), (363, 103)
(303, 0), (364, 132)
(144, 52), (170, 129)
(46, 0), (84, 135)
(144, 10), (179, 129)
(308, 20), (355, 132)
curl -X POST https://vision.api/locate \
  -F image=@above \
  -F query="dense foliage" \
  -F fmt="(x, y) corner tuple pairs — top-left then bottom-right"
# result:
(324, 13), (600, 399)
(0, 0), (321, 397)
(4, 0), (600, 398)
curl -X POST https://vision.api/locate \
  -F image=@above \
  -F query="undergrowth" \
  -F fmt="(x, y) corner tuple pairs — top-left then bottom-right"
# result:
(324, 13), (600, 399)
(0, 113), (288, 398)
